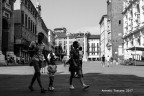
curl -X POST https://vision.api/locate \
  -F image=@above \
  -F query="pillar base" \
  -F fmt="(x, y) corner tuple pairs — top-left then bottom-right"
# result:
(0, 51), (6, 65)
(83, 56), (87, 61)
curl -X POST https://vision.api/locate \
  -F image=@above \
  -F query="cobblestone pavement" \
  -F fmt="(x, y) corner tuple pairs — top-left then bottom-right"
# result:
(0, 61), (144, 96)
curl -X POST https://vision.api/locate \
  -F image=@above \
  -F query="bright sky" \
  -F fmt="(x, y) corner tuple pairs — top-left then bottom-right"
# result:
(31, 0), (107, 35)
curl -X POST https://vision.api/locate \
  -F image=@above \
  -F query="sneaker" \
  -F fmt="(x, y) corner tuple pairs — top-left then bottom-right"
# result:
(41, 88), (46, 93)
(28, 86), (34, 91)
(69, 85), (75, 89)
(51, 87), (55, 91)
(82, 85), (90, 89)
(48, 87), (52, 91)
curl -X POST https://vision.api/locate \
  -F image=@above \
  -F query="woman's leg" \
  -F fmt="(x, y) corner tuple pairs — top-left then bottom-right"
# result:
(77, 70), (89, 89)
(30, 72), (37, 87)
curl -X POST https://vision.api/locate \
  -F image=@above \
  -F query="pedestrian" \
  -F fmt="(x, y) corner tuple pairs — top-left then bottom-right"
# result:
(47, 52), (57, 91)
(28, 32), (49, 93)
(69, 41), (89, 89)
(101, 55), (105, 67)
(21, 57), (24, 65)
(107, 56), (110, 67)
(75, 46), (83, 78)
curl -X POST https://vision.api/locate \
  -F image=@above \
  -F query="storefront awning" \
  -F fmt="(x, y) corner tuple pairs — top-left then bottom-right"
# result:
(127, 46), (144, 51)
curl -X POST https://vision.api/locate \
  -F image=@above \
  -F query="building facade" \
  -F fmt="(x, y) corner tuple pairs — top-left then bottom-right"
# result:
(48, 29), (55, 52)
(123, 0), (144, 60)
(87, 35), (100, 61)
(99, 15), (109, 60)
(54, 27), (90, 61)
(54, 28), (67, 60)
(0, 0), (16, 65)
(14, 0), (48, 63)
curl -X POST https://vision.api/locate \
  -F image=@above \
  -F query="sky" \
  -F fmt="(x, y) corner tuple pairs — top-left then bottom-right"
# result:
(31, 0), (107, 35)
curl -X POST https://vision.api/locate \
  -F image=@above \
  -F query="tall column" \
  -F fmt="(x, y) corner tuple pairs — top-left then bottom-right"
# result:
(83, 32), (87, 61)
(7, 1), (16, 62)
(0, 1), (6, 65)
(66, 33), (70, 59)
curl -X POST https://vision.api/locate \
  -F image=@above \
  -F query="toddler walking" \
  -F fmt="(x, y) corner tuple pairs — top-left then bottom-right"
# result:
(47, 52), (57, 91)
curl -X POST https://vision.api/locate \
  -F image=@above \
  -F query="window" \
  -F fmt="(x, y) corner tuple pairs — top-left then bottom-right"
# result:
(35, 25), (36, 34)
(21, 11), (24, 25)
(31, 20), (32, 31)
(28, 17), (30, 29)
(25, 14), (27, 28)
(33, 22), (35, 33)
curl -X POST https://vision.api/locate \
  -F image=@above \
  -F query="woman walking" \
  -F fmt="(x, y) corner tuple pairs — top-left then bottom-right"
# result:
(28, 32), (49, 93)
(69, 41), (89, 89)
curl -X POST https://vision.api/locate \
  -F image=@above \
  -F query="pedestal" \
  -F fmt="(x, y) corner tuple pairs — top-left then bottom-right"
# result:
(0, 51), (6, 65)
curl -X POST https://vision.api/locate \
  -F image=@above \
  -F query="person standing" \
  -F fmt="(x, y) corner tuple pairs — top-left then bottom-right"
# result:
(28, 32), (49, 93)
(69, 41), (89, 89)
(101, 55), (105, 67)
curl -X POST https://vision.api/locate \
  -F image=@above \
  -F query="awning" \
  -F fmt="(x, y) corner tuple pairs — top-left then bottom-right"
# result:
(126, 46), (144, 66)
(127, 46), (144, 51)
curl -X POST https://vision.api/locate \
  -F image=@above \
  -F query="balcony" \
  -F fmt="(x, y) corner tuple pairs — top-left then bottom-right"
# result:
(3, 2), (12, 11)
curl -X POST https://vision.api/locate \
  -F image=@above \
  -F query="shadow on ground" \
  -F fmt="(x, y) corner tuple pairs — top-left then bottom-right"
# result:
(0, 73), (144, 96)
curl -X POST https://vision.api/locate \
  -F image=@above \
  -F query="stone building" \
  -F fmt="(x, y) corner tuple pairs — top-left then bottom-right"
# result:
(14, 0), (48, 63)
(87, 35), (100, 61)
(123, 0), (144, 60)
(99, 15), (109, 59)
(54, 27), (90, 61)
(0, 0), (16, 65)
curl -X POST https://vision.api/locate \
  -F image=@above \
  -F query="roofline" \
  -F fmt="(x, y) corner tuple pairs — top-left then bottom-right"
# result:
(99, 15), (107, 24)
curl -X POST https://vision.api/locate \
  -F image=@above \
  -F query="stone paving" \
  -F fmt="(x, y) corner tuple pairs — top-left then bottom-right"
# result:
(0, 61), (144, 96)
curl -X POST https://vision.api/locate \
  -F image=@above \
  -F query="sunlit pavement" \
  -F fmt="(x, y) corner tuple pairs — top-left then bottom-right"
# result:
(0, 61), (144, 96)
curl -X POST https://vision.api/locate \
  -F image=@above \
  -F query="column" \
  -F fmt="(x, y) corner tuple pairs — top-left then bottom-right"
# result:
(83, 32), (87, 61)
(0, 1), (6, 65)
(7, 2), (16, 62)
(66, 33), (70, 59)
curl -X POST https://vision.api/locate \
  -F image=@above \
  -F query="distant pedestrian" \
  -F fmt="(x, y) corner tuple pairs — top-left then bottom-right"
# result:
(107, 56), (110, 67)
(69, 41), (89, 89)
(101, 55), (105, 67)
(28, 32), (49, 93)
(21, 57), (24, 65)
(47, 52), (57, 91)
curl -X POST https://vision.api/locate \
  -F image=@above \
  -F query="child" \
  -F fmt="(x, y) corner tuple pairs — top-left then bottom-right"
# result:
(47, 52), (57, 91)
